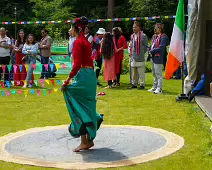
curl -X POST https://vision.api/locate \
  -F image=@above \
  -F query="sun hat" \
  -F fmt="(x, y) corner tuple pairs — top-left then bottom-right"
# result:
(96, 28), (106, 35)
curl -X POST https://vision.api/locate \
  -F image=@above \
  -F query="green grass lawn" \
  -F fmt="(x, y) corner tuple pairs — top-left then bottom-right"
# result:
(0, 73), (211, 170)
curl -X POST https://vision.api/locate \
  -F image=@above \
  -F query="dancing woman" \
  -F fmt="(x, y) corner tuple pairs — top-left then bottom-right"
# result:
(61, 16), (103, 152)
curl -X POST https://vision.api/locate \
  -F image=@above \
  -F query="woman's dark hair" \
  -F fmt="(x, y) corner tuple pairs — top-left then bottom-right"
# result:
(112, 27), (121, 47)
(42, 28), (49, 34)
(26, 34), (36, 45)
(6, 30), (13, 39)
(16, 29), (25, 47)
(102, 32), (114, 60)
(72, 16), (88, 35)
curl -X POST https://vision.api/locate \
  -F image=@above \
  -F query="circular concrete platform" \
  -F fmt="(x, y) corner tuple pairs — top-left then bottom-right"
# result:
(0, 125), (184, 169)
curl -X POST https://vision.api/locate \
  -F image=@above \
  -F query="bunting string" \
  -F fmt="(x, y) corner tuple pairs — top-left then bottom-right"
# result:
(0, 15), (178, 25)
(0, 59), (99, 74)
(0, 63), (72, 73)
(0, 88), (61, 97)
(0, 79), (67, 89)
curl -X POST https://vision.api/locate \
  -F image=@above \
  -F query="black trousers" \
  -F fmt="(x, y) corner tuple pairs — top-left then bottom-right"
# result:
(0, 56), (10, 81)
(114, 60), (122, 84)
(108, 80), (112, 86)
(95, 58), (102, 79)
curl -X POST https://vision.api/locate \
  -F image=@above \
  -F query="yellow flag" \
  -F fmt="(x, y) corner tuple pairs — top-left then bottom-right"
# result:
(25, 64), (29, 72)
(54, 88), (58, 92)
(24, 90), (29, 97)
(56, 64), (60, 70)
(45, 80), (50, 85)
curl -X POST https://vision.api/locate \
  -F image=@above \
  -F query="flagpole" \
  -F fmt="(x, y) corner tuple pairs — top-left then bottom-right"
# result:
(176, 44), (188, 101)
(181, 61), (184, 94)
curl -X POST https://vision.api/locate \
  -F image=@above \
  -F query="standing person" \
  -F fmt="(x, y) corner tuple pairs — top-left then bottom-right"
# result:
(39, 28), (52, 79)
(101, 32), (116, 88)
(128, 21), (148, 90)
(0, 27), (12, 83)
(13, 29), (27, 86)
(68, 28), (76, 59)
(148, 23), (169, 94)
(93, 28), (105, 86)
(6, 30), (16, 81)
(128, 41), (132, 85)
(22, 34), (38, 88)
(84, 25), (93, 44)
(61, 16), (103, 152)
(6, 30), (15, 56)
(112, 27), (128, 86)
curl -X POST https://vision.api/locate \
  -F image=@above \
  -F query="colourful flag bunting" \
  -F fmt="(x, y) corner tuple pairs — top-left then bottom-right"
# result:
(32, 64), (36, 70)
(18, 90), (23, 94)
(5, 91), (10, 96)
(25, 64), (29, 72)
(36, 90), (41, 96)
(1, 91), (5, 96)
(44, 64), (49, 71)
(43, 89), (47, 96)
(19, 65), (23, 72)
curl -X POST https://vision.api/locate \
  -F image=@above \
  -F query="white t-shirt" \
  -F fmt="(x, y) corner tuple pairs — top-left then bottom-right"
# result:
(84, 34), (93, 44)
(0, 36), (11, 57)
(69, 36), (76, 54)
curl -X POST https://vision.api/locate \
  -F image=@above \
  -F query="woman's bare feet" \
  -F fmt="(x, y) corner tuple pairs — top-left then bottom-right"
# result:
(73, 141), (94, 152)
(73, 135), (94, 152)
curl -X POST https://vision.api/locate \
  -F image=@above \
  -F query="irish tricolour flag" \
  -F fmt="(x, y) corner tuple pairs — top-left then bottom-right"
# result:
(165, 0), (185, 80)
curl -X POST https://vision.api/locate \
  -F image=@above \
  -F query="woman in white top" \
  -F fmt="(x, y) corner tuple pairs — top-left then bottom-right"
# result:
(22, 34), (38, 88)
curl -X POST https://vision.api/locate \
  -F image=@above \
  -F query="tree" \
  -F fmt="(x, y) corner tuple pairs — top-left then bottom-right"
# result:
(29, 0), (75, 39)
(129, 0), (179, 38)
(107, 0), (114, 32)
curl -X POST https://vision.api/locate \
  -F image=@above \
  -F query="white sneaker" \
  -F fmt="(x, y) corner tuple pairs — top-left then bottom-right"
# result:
(154, 88), (162, 94)
(22, 84), (27, 88)
(148, 88), (156, 92)
(28, 84), (33, 88)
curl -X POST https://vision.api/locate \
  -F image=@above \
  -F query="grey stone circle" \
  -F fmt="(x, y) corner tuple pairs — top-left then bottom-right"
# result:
(5, 127), (167, 163)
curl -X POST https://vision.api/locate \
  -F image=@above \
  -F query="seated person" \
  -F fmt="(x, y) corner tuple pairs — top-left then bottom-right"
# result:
(188, 74), (205, 102)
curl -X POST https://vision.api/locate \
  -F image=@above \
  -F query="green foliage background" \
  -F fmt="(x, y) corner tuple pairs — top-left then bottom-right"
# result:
(0, 0), (182, 40)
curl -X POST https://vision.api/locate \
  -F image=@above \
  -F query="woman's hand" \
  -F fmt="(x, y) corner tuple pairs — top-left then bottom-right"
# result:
(115, 47), (123, 53)
(61, 77), (72, 91)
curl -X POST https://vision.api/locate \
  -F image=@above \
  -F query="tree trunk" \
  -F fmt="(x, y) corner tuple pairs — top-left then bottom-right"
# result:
(107, 0), (114, 32)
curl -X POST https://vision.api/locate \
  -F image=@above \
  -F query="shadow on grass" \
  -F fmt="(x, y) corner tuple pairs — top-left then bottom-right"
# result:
(98, 83), (153, 91)
(163, 90), (179, 96)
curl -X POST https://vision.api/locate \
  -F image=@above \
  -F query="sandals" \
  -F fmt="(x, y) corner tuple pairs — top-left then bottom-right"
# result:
(98, 92), (106, 96)
(105, 85), (112, 89)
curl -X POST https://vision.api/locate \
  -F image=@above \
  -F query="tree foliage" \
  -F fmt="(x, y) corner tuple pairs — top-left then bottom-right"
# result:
(0, 0), (180, 40)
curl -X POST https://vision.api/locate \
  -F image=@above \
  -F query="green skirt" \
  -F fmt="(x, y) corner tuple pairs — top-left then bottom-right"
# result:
(63, 68), (103, 141)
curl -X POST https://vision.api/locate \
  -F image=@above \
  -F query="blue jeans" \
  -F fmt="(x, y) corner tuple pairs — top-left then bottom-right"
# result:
(41, 56), (50, 78)
(175, 56), (188, 79)
(26, 56), (36, 84)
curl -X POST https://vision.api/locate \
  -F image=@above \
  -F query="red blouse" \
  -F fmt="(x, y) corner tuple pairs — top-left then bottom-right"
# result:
(114, 35), (128, 60)
(69, 32), (94, 78)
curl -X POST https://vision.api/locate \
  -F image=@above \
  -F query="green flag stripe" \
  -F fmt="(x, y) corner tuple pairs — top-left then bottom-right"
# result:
(175, 0), (185, 32)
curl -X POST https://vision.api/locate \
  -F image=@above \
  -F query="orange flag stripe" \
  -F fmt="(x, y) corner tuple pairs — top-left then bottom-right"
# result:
(164, 53), (181, 80)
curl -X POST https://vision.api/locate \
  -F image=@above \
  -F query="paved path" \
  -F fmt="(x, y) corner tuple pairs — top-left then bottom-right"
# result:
(195, 96), (212, 121)
(0, 125), (184, 169)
